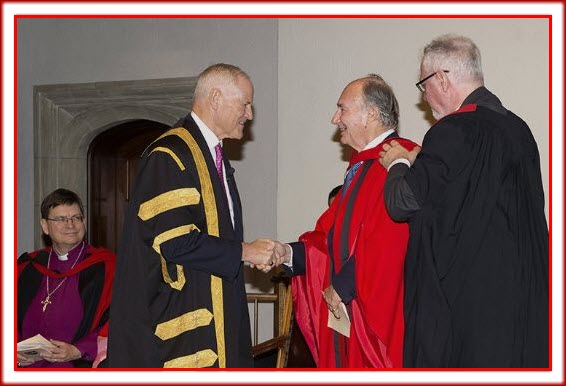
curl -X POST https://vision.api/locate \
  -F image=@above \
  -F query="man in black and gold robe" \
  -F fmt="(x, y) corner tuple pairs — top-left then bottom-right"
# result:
(108, 64), (275, 368)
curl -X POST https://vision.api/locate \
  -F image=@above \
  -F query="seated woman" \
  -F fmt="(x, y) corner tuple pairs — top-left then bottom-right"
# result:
(17, 188), (115, 368)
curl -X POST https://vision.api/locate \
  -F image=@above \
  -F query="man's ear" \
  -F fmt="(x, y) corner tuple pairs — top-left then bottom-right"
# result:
(366, 106), (379, 124)
(40, 218), (49, 236)
(209, 88), (222, 110)
(438, 71), (450, 93)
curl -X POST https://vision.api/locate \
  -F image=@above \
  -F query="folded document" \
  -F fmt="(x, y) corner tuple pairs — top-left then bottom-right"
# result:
(327, 302), (351, 337)
(17, 334), (57, 359)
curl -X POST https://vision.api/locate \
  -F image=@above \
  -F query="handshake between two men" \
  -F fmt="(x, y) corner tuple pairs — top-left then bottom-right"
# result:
(241, 239), (290, 272)
(242, 239), (344, 321)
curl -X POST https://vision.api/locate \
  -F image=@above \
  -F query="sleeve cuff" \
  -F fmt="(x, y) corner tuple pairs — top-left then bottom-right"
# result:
(283, 243), (294, 269)
(387, 158), (411, 171)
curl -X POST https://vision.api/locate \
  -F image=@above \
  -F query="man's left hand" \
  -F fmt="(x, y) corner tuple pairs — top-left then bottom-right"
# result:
(322, 285), (342, 319)
(40, 340), (81, 363)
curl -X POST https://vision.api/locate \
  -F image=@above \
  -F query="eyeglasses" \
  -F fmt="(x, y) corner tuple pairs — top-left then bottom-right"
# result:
(415, 70), (449, 92)
(45, 214), (84, 225)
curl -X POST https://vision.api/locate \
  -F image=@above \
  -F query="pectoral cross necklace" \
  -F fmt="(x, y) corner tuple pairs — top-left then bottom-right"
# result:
(40, 242), (84, 312)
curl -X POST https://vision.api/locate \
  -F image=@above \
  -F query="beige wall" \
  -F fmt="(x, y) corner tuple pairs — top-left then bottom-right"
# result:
(278, 18), (549, 242)
(17, 18), (279, 255)
(17, 18), (280, 342)
(17, 17), (550, 345)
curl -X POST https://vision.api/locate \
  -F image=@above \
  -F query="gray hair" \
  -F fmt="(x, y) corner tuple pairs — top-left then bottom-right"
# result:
(194, 63), (251, 101)
(361, 74), (399, 131)
(421, 34), (484, 84)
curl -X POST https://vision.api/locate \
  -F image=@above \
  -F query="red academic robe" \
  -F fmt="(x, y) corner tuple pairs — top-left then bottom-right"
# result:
(18, 246), (115, 342)
(292, 138), (418, 368)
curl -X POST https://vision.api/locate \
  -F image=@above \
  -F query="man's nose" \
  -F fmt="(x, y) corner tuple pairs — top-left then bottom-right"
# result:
(331, 110), (340, 124)
(245, 105), (253, 120)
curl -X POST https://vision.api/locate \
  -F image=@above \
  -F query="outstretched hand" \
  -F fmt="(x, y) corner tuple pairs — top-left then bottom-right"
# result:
(252, 240), (291, 273)
(242, 238), (276, 267)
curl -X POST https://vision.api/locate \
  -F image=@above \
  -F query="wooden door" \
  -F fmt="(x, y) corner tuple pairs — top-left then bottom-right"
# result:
(88, 120), (169, 252)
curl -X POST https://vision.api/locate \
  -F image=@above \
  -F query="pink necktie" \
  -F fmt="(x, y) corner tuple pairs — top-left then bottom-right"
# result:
(215, 143), (226, 194)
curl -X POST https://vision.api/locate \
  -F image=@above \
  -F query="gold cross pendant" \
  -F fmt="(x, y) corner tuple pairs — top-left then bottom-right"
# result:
(41, 295), (51, 312)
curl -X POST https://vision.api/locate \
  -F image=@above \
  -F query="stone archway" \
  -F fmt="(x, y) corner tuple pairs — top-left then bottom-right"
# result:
(33, 77), (196, 248)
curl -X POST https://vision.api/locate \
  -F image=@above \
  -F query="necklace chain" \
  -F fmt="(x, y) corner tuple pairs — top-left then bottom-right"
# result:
(40, 242), (85, 312)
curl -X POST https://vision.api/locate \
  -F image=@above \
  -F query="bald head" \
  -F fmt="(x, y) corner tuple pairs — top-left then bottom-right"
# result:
(331, 74), (399, 152)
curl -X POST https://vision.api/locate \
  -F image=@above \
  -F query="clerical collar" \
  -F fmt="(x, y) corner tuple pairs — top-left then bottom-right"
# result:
(53, 241), (83, 262)
(364, 129), (395, 150)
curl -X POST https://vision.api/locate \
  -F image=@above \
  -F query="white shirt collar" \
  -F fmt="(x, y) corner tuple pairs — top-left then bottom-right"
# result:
(53, 241), (83, 261)
(191, 111), (221, 153)
(363, 128), (395, 150)
(190, 112), (235, 227)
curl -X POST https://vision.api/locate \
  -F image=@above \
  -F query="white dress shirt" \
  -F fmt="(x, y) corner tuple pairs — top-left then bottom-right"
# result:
(191, 111), (235, 227)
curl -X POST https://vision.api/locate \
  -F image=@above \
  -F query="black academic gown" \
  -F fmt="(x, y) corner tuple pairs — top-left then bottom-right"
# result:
(385, 87), (548, 367)
(108, 114), (252, 368)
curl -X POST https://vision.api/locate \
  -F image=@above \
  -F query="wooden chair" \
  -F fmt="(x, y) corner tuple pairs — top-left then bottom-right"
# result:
(247, 272), (293, 367)
(247, 272), (316, 368)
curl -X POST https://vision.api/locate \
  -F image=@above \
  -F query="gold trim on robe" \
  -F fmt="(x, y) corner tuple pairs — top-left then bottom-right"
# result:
(153, 127), (226, 368)
(161, 128), (220, 236)
(155, 308), (214, 340)
(152, 225), (200, 290)
(163, 349), (218, 368)
(138, 188), (201, 221)
(149, 146), (186, 171)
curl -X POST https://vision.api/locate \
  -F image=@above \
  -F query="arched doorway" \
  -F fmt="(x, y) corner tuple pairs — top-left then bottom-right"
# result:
(88, 119), (169, 252)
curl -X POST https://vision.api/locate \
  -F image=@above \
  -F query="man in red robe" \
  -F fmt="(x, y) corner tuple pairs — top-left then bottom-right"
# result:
(268, 75), (418, 368)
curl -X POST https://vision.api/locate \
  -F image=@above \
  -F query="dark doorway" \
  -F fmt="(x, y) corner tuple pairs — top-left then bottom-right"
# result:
(88, 119), (170, 252)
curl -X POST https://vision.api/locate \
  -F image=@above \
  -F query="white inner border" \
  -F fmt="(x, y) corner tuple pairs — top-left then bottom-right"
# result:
(3, 1), (563, 385)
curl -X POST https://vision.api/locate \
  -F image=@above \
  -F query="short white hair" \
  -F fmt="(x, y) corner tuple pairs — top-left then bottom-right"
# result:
(421, 34), (484, 85)
(193, 63), (250, 102)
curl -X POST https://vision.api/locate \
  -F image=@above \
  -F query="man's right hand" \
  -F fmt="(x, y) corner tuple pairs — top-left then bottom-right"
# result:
(17, 352), (38, 367)
(250, 240), (291, 273)
(242, 238), (275, 267)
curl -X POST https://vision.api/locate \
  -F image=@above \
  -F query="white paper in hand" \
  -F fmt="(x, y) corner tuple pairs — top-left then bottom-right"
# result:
(17, 334), (57, 359)
(327, 302), (351, 337)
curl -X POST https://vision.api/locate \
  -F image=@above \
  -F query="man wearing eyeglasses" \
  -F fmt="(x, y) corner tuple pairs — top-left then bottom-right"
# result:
(17, 188), (115, 368)
(379, 34), (548, 368)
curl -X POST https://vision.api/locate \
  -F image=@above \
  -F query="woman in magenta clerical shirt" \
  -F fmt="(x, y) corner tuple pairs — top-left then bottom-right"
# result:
(17, 189), (115, 368)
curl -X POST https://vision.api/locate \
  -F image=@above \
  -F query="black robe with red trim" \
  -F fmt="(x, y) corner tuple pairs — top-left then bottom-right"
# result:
(384, 87), (548, 367)
(291, 137), (418, 368)
(17, 245), (115, 367)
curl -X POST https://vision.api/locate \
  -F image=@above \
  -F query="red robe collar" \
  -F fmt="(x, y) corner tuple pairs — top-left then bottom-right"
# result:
(348, 137), (418, 168)
(18, 245), (116, 334)
(18, 246), (114, 279)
